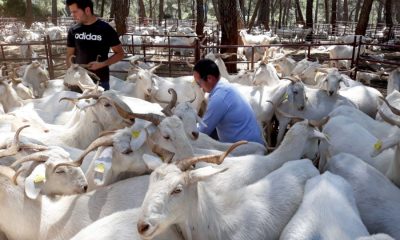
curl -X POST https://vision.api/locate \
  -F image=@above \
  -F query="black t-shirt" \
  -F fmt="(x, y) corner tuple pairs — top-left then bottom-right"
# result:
(67, 19), (120, 82)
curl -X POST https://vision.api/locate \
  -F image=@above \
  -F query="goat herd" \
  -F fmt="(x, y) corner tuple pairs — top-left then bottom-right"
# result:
(0, 23), (400, 240)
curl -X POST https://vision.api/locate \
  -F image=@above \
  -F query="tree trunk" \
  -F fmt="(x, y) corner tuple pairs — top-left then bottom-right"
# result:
(177, 0), (182, 19)
(306, 0), (313, 28)
(331, 0), (337, 34)
(196, 0), (205, 36)
(100, 0), (105, 17)
(306, 0), (313, 41)
(114, 0), (130, 35)
(343, 0), (348, 22)
(278, 0), (283, 28)
(385, 0), (393, 27)
(314, 0), (319, 23)
(109, 0), (115, 19)
(247, 0), (253, 25)
(158, 0), (164, 26)
(285, 0), (291, 25)
(236, 0), (245, 29)
(218, 0), (238, 73)
(138, 0), (146, 23)
(149, 0), (153, 19)
(354, 0), (362, 22)
(337, 0), (341, 21)
(239, 0), (246, 23)
(295, 0), (305, 25)
(52, 0), (57, 25)
(25, 0), (33, 28)
(211, 0), (221, 23)
(324, 0), (329, 23)
(355, 0), (373, 35)
(377, 1), (383, 25)
(282, 0), (287, 26)
(248, 0), (262, 32)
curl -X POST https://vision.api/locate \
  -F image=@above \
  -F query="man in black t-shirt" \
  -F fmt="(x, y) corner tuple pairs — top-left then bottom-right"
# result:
(66, 0), (124, 90)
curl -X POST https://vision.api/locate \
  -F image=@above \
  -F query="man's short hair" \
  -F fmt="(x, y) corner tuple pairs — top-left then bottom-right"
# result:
(66, 0), (94, 14)
(193, 59), (220, 81)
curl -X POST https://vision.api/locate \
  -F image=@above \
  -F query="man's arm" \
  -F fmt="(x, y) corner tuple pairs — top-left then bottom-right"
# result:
(66, 47), (75, 68)
(87, 44), (124, 71)
(199, 95), (228, 135)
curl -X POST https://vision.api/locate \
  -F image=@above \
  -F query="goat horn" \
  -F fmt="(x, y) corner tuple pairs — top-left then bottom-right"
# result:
(11, 153), (49, 168)
(177, 140), (248, 171)
(19, 143), (48, 151)
(151, 144), (175, 163)
(12, 168), (25, 185)
(280, 76), (298, 83)
(59, 97), (78, 104)
(53, 135), (114, 170)
(308, 117), (330, 129)
(102, 95), (164, 125)
(161, 88), (178, 117)
(273, 104), (305, 122)
(86, 70), (101, 81)
(0, 125), (29, 158)
(378, 109), (400, 127)
(380, 96), (400, 116)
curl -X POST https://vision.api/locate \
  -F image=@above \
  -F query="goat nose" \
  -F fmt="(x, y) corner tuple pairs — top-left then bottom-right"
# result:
(299, 106), (305, 111)
(329, 91), (334, 95)
(137, 221), (150, 234)
(83, 185), (88, 192)
(192, 131), (199, 139)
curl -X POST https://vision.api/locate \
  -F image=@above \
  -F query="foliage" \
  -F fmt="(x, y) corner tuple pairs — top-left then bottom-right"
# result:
(0, 0), (55, 19)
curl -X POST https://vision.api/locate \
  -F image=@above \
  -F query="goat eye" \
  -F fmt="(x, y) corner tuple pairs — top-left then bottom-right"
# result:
(171, 187), (182, 195)
(104, 103), (111, 107)
(163, 135), (170, 140)
(55, 169), (65, 174)
(293, 91), (298, 94)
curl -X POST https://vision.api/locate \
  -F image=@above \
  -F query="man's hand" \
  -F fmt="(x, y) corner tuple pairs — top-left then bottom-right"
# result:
(87, 61), (106, 71)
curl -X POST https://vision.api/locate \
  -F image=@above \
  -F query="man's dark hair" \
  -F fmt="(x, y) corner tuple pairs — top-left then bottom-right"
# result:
(66, 0), (94, 14)
(193, 59), (220, 81)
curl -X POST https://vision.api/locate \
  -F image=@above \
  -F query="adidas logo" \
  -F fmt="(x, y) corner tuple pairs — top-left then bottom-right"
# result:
(75, 32), (102, 41)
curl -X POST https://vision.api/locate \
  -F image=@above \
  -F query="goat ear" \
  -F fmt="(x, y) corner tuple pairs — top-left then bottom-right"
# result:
(143, 154), (163, 170)
(25, 163), (46, 200)
(311, 129), (328, 141)
(130, 129), (147, 151)
(188, 166), (228, 183)
(196, 115), (207, 127)
(340, 77), (350, 87)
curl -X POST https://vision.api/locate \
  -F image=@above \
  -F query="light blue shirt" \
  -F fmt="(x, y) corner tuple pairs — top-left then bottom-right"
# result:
(199, 79), (264, 145)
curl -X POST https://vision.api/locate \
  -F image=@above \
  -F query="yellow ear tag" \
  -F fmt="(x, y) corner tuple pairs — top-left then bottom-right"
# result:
(131, 130), (141, 139)
(95, 163), (105, 173)
(283, 93), (288, 100)
(33, 174), (45, 183)
(374, 140), (382, 151)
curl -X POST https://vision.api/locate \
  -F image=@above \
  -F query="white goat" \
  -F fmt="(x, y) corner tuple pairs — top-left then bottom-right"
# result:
(326, 153), (400, 239)
(319, 115), (400, 187)
(138, 159), (319, 240)
(275, 79), (355, 144)
(71, 208), (183, 240)
(319, 69), (382, 117)
(386, 67), (400, 95)
(0, 166), (151, 240)
(280, 172), (371, 240)
(22, 61), (50, 98)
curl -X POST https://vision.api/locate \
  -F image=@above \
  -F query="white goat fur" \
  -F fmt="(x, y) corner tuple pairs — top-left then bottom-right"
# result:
(0, 168), (150, 240)
(326, 153), (400, 239)
(138, 160), (319, 240)
(280, 172), (370, 240)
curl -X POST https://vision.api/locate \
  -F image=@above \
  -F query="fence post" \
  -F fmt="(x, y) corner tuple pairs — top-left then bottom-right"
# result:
(45, 35), (55, 79)
(353, 36), (363, 80)
(350, 35), (357, 70)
